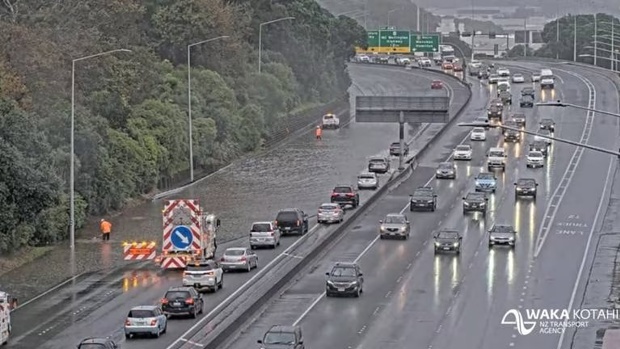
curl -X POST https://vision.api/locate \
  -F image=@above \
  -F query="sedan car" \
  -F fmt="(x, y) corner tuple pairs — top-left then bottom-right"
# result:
(220, 247), (258, 272)
(512, 113), (526, 128)
(453, 144), (472, 160)
(433, 230), (462, 253)
(470, 127), (486, 141)
(124, 305), (167, 339)
(488, 74), (500, 84)
(539, 118), (556, 132)
(526, 150), (545, 168)
(435, 162), (456, 179)
(431, 80), (443, 89)
(357, 171), (378, 190)
(317, 203), (344, 224)
(531, 73), (541, 82)
(442, 62), (453, 70)
(379, 213), (410, 239)
(535, 129), (553, 145)
(511, 73), (525, 83)
(368, 156), (390, 173)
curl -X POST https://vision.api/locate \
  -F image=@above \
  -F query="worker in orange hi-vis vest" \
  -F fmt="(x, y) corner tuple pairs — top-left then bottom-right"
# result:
(315, 125), (322, 140)
(100, 219), (112, 241)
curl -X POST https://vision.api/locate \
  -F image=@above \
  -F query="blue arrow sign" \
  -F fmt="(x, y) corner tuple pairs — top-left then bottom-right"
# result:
(170, 226), (193, 250)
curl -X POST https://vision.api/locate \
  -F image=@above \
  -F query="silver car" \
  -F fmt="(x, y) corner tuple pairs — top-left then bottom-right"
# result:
(317, 203), (344, 224)
(368, 156), (390, 173)
(124, 305), (167, 339)
(379, 213), (410, 239)
(249, 221), (280, 249)
(357, 172), (379, 190)
(220, 247), (258, 272)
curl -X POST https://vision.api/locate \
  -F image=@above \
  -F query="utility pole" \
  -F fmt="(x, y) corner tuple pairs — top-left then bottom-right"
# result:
(556, 16), (560, 59)
(594, 13), (598, 66)
(416, 6), (420, 32)
(573, 15), (577, 62)
(524, 17), (528, 57)
(470, 0), (475, 60)
(612, 21), (616, 71)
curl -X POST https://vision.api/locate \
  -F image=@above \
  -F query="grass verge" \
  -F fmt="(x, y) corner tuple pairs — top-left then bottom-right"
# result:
(0, 246), (55, 277)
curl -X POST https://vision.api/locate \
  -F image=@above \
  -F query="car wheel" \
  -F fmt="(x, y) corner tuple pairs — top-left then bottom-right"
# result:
(219, 276), (224, 289)
(125, 333), (131, 339)
(190, 307), (197, 318)
(354, 288), (361, 297)
(250, 245), (255, 250)
(163, 323), (167, 334)
(154, 327), (160, 338)
(246, 263), (251, 272)
(379, 235), (384, 239)
(326, 291), (331, 297)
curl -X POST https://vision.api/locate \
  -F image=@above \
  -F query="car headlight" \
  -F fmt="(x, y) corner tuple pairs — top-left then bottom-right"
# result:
(327, 280), (335, 286)
(463, 202), (470, 206)
(509, 237), (515, 241)
(380, 226), (385, 231)
(453, 243), (459, 247)
(479, 202), (486, 206)
(400, 227), (406, 231)
(435, 242), (441, 246)
(436, 170), (442, 174)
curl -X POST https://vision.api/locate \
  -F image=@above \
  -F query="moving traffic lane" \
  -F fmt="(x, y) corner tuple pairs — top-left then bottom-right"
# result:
(15, 66), (464, 349)
(219, 68), (489, 349)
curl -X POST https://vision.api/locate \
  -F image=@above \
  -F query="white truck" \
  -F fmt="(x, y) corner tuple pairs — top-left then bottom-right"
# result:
(540, 69), (555, 89)
(487, 147), (507, 171)
(321, 113), (340, 129)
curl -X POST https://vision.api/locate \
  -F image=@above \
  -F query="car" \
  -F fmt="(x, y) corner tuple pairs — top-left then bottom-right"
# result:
(435, 161), (456, 179)
(410, 186), (437, 211)
(433, 230), (462, 253)
(499, 91), (512, 105)
(357, 171), (379, 190)
(488, 224), (516, 247)
(487, 147), (507, 171)
(497, 83), (511, 96)
(474, 116), (490, 129)
(469, 66), (480, 76)
(490, 98), (504, 110)
(526, 150), (545, 168)
(497, 67), (510, 76)
(531, 73), (541, 82)
(378, 56), (389, 64)
(529, 140), (549, 157)
(502, 121), (520, 142)
(453, 144), (472, 160)
(124, 305), (167, 339)
(397, 57), (411, 65)
(488, 74), (500, 84)
(78, 338), (120, 349)
(487, 105), (503, 120)
(478, 69), (489, 79)
(368, 156), (390, 173)
(160, 286), (204, 318)
(321, 113), (340, 129)
(462, 192), (488, 215)
(182, 259), (224, 291)
(470, 60), (482, 68)
(258, 325), (305, 349)
(515, 178), (538, 199)
(275, 208), (309, 235)
(389, 141), (409, 156)
(535, 129), (553, 145)
(418, 58), (432, 67)
(330, 185), (360, 208)
(379, 213), (410, 239)
(249, 221), (280, 249)
(512, 73), (525, 83)
(519, 94), (534, 107)
(470, 127), (486, 141)
(220, 247), (258, 272)
(453, 63), (463, 71)
(325, 262), (364, 297)
(539, 118), (556, 132)
(357, 55), (370, 63)
(431, 80), (443, 89)
(442, 61), (453, 70)
(475, 172), (497, 192)
(512, 113), (526, 128)
(317, 203), (344, 224)
(521, 86), (535, 97)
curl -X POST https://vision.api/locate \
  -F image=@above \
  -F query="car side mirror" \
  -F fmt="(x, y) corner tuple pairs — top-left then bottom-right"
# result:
(257, 340), (263, 344)
(216, 219), (221, 227)
(405, 220), (410, 224)
(358, 273), (363, 276)
(325, 272), (330, 276)
(433, 232), (439, 238)
(462, 197), (465, 200)
(433, 194), (437, 197)
(379, 220), (383, 224)
(513, 182), (517, 185)
(485, 198), (489, 201)
(536, 183), (539, 186)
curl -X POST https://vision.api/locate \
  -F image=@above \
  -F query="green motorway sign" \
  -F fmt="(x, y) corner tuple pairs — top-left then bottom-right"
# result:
(379, 30), (410, 48)
(410, 34), (440, 53)
(367, 30), (379, 47)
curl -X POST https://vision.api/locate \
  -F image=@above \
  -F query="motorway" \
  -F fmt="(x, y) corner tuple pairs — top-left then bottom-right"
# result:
(220, 62), (619, 349)
(6, 64), (467, 349)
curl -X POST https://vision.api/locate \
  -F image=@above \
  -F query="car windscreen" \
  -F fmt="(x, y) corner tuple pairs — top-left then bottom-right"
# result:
(276, 211), (297, 221)
(78, 345), (107, 349)
(319, 204), (338, 210)
(489, 151), (504, 157)
(369, 158), (386, 163)
(128, 309), (156, 318)
(477, 173), (494, 179)
(330, 267), (357, 277)
(224, 249), (245, 256)
(456, 145), (470, 151)
(263, 332), (296, 345)
(333, 187), (352, 193)
(472, 128), (485, 133)
(438, 163), (452, 169)
(467, 193), (485, 200)
(438, 231), (459, 239)
(492, 225), (514, 233)
(518, 179), (535, 186)
(384, 215), (406, 223)
(413, 190), (432, 198)
(251, 223), (272, 232)
(186, 263), (213, 272)
(358, 174), (375, 179)
(529, 151), (542, 157)
(323, 114), (334, 119)
(165, 291), (190, 300)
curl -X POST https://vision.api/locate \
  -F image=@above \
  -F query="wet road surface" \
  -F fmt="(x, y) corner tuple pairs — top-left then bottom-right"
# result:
(5, 64), (469, 348)
(220, 62), (619, 349)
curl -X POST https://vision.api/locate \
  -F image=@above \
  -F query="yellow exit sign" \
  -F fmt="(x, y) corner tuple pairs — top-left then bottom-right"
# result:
(367, 46), (411, 53)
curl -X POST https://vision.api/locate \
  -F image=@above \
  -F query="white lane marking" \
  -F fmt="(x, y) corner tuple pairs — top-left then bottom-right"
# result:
(291, 235), (381, 326)
(180, 338), (205, 347)
(385, 291), (392, 298)
(534, 69), (596, 257)
(14, 271), (87, 311)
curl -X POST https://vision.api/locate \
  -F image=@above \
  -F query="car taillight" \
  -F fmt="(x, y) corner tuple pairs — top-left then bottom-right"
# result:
(331, 192), (338, 197)
(125, 319), (131, 326)
(318, 209), (323, 213)
(150, 319), (157, 326)
(240, 256), (247, 261)
(346, 193), (355, 197)
(185, 298), (194, 304)
(296, 220), (300, 226)
(161, 298), (169, 304)
(270, 232), (275, 236)
(220, 257), (225, 262)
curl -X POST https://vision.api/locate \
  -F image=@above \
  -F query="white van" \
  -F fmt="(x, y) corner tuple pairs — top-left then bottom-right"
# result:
(487, 147), (507, 171)
(540, 69), (554, 89)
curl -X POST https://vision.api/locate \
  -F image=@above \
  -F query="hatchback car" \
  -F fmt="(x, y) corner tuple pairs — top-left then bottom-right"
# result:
(453, 145), (472, 160)
(182, 259), (224, 292)
(357, 171), (378, 190)
(220, 247), (258, 272)
(470, 127), (486, 141)
(379, 213), (410, 239)
(389, 141), (409, 156)
(249, 221), (280, 249)
(512, 73), (525, 83)
(77, 338), (119, 349)
(160, 286), (204, 318)
(433, 230), (462, 253)
(258, 325), (305, 349)
(317, 203), (344, 224)
(325, 262), (364, 297)
(368, 156), (390, 173)
(431, 80), (443, 89)
(124, 305), (167, 339)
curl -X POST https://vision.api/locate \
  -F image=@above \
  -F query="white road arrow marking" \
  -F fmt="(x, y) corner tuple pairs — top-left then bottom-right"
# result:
(175, 230), (190, 244)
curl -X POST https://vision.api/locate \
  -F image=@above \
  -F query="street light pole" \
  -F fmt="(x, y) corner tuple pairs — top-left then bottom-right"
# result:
(187, 36), (229, 183)
(594, 13), (598, 66)
(573, 15), (577, 62)
(556, 16), (560, 59)
(537, 101), (620, 118)
(70, 48), (131, 250)
(259, 17), (295, 73)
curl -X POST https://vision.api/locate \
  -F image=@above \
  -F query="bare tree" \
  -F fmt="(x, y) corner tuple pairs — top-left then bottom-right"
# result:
(1, 0), (19, 22)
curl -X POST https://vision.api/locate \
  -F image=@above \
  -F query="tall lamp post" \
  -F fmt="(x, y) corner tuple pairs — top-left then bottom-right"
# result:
(258, 17), (295, 73)
(70, 48), (131, 250)
(187, 36), (229, 183)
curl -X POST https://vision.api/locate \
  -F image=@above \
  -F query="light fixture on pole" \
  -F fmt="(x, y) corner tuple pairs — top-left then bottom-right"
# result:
(187, 35), (229, 183)
(70, 48), (131, 250)
(258, 17), (295, 73)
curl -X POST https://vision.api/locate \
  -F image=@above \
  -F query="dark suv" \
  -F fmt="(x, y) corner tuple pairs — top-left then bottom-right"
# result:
(77, 338), (119, 349)
(161, 286), (204, 318)
(275, 208), (309, 235)
(433, 230), (462, 253)
(462, 192), (488, 215)
(503, 121), (520, 142)
(514, 178), (538, 199)
(512, 113), (526, 128)
(258, 325), (305, 349)
(330, 185), (360, 208)
(325, 262), (364, 297)
(389, 142), (409, 156)
(539, 118), (555, 132)
(410, 186), (437, 211)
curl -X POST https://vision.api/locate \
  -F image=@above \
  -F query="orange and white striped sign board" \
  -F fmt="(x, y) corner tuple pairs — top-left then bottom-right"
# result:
(160, 256), (188, 269)
(123, 242), (157, 261)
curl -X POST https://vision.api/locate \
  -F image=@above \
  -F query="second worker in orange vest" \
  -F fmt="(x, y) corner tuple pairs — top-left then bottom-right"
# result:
(315, 126), (322, 140)
(100, 219), (112, 241)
